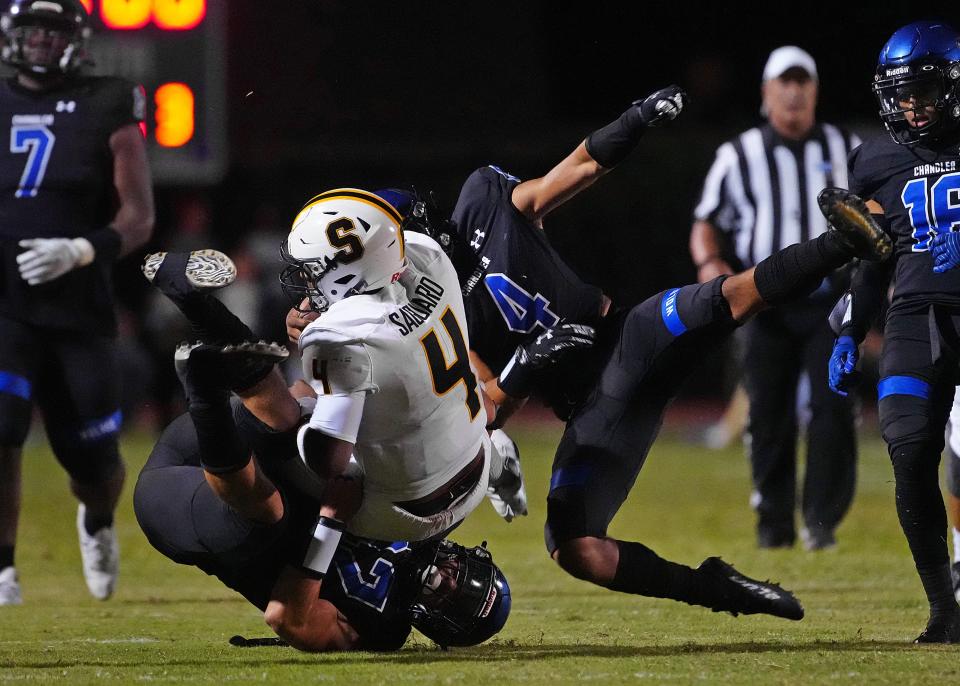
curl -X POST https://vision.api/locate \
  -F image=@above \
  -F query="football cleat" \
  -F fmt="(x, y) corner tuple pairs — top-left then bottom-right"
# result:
(486, 429), (528, 523)
(800, 526), (836, 552)
(142, 249), (237, 294)
(175, 340), (289, 396)
(76, 504), (118, 601)
(817, 187), (892, 262)
(914, 611), (960, 644)
(0, 566), (22, 606)
(698, 556), (804, 620)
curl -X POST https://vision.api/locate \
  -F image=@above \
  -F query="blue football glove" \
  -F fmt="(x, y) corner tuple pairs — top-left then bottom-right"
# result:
(828, 336), (860, 397)
(931, 232), (960, 273)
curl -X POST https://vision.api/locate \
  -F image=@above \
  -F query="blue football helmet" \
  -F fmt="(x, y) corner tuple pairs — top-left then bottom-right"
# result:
(872, 21), (960, 145)
(408, 540), (511, 648)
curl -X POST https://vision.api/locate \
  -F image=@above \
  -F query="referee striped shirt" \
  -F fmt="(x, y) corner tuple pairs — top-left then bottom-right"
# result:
(694, 123), (860, 268)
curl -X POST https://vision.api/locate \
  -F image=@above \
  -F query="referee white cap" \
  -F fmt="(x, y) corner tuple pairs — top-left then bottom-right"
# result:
(763, 46), (818, 82)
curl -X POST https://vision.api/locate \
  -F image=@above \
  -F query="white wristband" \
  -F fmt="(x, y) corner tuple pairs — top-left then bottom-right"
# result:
(301, 516), (343, 577)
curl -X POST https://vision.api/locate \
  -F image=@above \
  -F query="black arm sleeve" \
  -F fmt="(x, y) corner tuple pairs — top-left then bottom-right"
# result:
(838, 256), (893, 343)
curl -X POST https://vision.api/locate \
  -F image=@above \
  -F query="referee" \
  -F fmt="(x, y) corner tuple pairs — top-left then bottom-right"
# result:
(689, 46), (860, 551)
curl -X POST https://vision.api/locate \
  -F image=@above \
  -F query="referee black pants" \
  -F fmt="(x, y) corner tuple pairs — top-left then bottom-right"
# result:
(743, 301), (857, 543)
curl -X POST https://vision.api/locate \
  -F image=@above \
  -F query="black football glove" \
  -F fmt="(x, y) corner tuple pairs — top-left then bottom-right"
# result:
(635, 85), (687, 127)
(497, 323), (596, 399)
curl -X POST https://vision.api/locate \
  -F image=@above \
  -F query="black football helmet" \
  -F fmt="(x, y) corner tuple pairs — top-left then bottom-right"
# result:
(1, 0), (90, 76)
(406, 540), (511, 648)
(373, 187), (481, 287)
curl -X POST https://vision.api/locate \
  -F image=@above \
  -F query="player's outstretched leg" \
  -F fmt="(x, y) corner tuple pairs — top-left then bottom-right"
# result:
(142, 250), (255, 346)
(555, 537), (803, 620)
(723, 189), (892, 322)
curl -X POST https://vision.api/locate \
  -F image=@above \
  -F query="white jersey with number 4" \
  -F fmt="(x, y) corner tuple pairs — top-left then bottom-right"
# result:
(299, 231), (487, 507)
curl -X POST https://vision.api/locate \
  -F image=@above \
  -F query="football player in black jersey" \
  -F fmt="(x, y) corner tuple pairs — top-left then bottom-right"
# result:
(284, 89), (891, 623)
(826, 20), (960, 643)
(0, 0), (154, 605)
(134, 337), (511, 651)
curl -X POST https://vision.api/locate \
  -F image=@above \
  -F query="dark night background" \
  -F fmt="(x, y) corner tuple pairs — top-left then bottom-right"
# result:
(202, 2), (946, 300)
(102, 2), (955, 415)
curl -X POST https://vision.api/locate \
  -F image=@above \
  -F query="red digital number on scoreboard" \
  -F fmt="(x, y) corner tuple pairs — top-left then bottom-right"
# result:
(78, 0), (206, 31)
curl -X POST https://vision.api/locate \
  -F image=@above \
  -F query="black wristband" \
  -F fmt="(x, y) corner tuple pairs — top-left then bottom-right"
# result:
(86, 226), (123, 262)
(318, 516), (344, 531)
(585, 106), (645, 169)
(497, 348), (535, 399)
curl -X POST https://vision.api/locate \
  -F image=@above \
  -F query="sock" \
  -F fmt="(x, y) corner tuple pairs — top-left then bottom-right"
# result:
(890, 443), (956, 615)
(753, 232), (850, 306)
(180, 294), (256, 346)
(607, 540), (714, 608)
(154, 253), (255, 344)
(190, 394), (251, 474)
(0, 545), (13, 570)
(919, 563), (959, 618)
(83, 510), (114, 536)
(953, 528), (960, 563)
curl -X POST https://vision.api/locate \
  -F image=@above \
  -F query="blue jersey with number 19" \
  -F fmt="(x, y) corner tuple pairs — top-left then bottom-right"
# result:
(848, 131), (960, 308)
(451, 166), (604, 376)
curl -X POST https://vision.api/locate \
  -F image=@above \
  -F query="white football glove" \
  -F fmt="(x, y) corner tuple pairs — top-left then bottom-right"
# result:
(487, 429), (528, 523)
(17, 237), (95, 285)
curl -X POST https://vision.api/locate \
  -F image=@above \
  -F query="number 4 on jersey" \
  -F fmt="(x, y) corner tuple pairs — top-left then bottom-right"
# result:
(420, 308), (482, 421)
(484, 273), (559, 333)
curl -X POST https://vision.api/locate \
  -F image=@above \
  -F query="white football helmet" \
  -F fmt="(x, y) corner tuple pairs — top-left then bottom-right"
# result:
(280, 189), (407, 313)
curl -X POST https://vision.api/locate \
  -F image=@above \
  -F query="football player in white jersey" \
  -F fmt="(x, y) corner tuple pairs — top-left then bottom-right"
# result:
(143, 188), (525, 542)
(279, 188), (507, 540)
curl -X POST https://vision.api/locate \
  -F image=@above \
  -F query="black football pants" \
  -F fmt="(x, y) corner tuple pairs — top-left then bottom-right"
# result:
(743, 302), (857, 542)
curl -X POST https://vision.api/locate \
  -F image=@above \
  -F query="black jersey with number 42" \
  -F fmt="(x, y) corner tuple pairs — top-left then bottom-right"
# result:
(451, 166), (604, 375)
(0, 75), (143, 333)
(849, 131), (960, 308)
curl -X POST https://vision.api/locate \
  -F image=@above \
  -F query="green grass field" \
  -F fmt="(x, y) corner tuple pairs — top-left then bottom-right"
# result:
(1, 416), (959, 684)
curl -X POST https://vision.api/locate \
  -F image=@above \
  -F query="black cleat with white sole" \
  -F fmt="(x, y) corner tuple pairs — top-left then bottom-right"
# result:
(175, 340), (289, 396)
(698, 557), (805, 621)
(142, 249), (237, 295)
(817, 187), (892, 263)
(914, 611), (960, 644)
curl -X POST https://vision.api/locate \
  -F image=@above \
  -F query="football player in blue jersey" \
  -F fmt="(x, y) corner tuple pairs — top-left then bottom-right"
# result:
(827, 20), (960, 643)
(285, 88), (891, 624)
(0, 0), (154, 605)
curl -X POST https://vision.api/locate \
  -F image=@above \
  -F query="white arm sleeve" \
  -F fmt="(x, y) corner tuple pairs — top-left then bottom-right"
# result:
(304, 392), (366, 444)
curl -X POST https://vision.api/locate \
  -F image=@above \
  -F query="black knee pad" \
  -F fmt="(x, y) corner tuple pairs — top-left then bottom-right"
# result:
(879, 388), (937, 448)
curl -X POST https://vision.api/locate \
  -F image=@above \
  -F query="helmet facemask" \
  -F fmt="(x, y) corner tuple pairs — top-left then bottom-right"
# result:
(873, 64), (960, 144)
(407, 540), (511, 648)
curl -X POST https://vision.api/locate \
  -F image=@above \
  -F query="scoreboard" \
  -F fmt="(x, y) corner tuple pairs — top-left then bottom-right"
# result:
(82, 0), (226, 184)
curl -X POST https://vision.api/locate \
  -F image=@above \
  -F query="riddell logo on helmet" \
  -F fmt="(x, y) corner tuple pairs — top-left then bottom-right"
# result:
(885, 66), (911, 77)
(479, 586), (498, 618)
